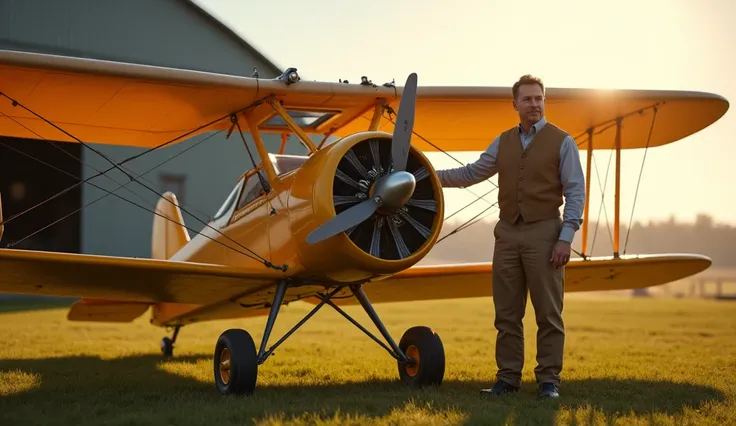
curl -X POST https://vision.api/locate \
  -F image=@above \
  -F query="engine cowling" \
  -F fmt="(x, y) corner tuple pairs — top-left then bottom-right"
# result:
(288, 131), (445, 283)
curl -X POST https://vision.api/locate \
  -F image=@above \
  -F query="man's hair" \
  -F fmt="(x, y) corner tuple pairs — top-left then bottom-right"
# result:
(512, 74), (545, 100)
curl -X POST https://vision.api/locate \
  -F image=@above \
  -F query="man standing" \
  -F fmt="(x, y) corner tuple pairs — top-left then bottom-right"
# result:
(435, 74), (585, 398)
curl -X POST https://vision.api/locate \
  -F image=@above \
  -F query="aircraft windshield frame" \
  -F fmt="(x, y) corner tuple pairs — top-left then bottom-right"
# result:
(211, 179), (243, 225)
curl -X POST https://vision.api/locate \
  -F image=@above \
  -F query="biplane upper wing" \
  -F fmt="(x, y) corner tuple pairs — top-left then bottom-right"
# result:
(332, 254), (713, 306)
(0, 248), (285, 305)
(0, 49), (729, 151)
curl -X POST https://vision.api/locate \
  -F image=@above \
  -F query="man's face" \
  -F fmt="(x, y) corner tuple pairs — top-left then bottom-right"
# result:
(513, 83), (545, 123)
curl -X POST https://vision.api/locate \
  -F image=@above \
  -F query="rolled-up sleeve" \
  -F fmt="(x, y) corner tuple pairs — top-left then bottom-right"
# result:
(558, 136), (586, 243)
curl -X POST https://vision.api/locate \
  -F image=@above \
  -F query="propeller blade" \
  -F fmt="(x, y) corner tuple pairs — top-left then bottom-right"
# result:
(391, 73), (418, 172)
(306, 197), (380, 244)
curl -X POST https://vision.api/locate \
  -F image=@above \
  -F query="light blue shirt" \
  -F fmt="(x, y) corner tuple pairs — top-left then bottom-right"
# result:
(436, 117), (586, 243)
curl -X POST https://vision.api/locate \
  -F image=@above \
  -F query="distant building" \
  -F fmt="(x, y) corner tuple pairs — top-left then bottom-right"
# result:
(0, 0), (307, 257)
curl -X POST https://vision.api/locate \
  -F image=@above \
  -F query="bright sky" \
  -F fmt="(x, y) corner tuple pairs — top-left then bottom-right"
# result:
(198, 0), (735, 226)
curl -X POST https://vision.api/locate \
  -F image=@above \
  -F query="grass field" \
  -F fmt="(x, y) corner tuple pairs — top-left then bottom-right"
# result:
(1, 295), (735, 425)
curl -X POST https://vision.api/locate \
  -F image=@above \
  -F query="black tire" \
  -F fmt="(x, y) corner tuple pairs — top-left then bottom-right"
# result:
(397, 326), (445, 387)
(213, 329), (258, 395)
(161, 337), (173, 357)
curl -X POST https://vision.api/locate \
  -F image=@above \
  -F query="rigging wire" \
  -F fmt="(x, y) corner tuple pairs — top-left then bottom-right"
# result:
(444, 187), (496, 222)
(589, 145), (615, 256)
(0, 94), (285, 270)
(376, 111), (500, 244)
(377, 113), (499, 203)
(0, 87), (660, 265)
(0, 138), (156, 217)
(371, 101), (661, 253)
(0, 92), (245, 227)
(623, 105), (658, 254)
(1, 108), (226, 233)
(234, 116), (271, 193)
(0, 132), (271, 265)
(436, 201), (498, 244)
(0, 110), (162, 216)
(358, 110), (500, 244)
(572, 103), (662, 148)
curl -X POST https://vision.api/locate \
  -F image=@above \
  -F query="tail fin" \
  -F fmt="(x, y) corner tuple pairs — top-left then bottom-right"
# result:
(151, 192), (190, 259)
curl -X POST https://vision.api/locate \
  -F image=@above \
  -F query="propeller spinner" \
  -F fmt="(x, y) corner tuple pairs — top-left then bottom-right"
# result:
(305, 73), (419, 245)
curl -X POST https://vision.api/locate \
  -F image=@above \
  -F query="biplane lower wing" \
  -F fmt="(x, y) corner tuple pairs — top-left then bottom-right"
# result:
(0, 248), (284, 305)
(153, 254), (713, 324)
(0, 249), (712, 319)
(332, 254), (712, 306)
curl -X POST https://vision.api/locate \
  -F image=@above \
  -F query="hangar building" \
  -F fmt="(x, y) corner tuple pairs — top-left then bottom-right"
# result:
(0, 0), (305, 258)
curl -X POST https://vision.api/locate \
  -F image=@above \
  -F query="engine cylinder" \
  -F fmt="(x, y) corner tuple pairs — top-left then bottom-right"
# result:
(288, 131), (445, 283)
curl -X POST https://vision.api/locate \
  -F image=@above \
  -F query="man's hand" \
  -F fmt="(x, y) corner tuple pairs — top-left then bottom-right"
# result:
(550, 240), (571, 269)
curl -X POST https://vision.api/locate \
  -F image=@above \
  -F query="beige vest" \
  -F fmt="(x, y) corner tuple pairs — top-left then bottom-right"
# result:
(497, 122), (566, 223)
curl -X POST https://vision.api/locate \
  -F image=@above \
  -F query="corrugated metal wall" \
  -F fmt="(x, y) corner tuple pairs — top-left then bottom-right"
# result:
(0, 0), (308, 258)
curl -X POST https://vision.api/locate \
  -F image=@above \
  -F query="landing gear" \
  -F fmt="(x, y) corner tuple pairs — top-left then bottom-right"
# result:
(210, 280), (445, 395)
(161, 325), (181, 357)
(213, 329), (258, 395)
(397, 326), (445, 387)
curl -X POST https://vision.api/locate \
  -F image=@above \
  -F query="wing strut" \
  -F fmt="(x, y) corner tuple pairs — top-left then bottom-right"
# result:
(580, 128), (593, 258)
(614, 118), (622, 257)
(400, 99), (663, 262)
(268, 99), (318, 153)
(623, 105), (658, 255)
(583, 103), (660, 258)
(232, 114), (271, 193)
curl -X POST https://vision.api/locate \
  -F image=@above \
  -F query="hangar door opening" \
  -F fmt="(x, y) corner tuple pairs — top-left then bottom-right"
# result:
(0, 137), (82, 253)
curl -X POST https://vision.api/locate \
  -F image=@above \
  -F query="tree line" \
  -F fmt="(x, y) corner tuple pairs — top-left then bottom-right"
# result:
(423, 214), (736, 267)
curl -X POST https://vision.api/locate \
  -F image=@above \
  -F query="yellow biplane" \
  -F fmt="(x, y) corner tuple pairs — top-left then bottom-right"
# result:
(0, 49), (729, 396)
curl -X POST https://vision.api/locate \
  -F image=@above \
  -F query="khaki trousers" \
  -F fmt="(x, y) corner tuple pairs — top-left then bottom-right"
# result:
(492, 216), (565, 388)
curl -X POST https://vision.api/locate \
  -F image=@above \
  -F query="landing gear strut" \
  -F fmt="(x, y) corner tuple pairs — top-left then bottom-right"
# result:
(212, 280), (445, 395)
(161, 325), (181, 357)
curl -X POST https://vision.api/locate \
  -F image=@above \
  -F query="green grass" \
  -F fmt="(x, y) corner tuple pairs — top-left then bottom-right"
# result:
(1, 295), (734, 425)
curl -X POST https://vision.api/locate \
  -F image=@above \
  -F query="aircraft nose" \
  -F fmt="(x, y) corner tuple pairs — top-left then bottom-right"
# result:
(372, 171), (416, 213)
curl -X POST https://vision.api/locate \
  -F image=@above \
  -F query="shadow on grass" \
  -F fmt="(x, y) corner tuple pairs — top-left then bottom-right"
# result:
(0, 354), (725, 425)
(0, 296), (76, 314)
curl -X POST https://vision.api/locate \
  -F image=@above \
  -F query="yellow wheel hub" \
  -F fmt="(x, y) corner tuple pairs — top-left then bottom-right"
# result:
(219, 347), (231, 384)
(404, 345), (420, 377)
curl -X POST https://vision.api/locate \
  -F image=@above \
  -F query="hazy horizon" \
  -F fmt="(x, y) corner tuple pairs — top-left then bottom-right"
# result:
(197, 0), (736, 225)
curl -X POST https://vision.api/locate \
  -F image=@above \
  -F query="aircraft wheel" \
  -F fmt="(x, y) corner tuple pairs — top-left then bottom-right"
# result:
(397, 326), (445, 387)
(213, 329), (258, 396)
(161, 337), (174, 357)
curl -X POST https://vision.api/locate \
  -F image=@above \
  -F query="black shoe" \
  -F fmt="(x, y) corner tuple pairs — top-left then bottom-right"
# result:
(480, 380), (519, 396)
(539, 382), (559, 398)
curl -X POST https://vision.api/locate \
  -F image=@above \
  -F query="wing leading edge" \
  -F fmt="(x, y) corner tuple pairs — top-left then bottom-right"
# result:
(0, 49), (728, 152)
(319, 253), (712, 306)
(0, 248), (285, 305)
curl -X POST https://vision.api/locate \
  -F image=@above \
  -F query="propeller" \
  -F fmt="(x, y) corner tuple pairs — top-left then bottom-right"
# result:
(390, 72), (417, 172)
(306, 73), (419, 245)
(305, 197), (381, 245)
